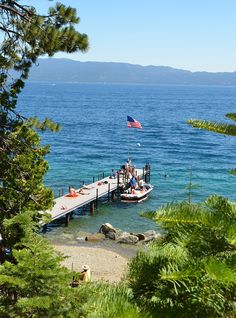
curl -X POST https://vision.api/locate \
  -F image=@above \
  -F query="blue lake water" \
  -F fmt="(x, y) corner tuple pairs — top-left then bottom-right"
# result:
(18, 82), (236, 239)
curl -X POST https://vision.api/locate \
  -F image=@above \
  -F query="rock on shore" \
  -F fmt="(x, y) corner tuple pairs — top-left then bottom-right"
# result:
(98, 223), (161, 245)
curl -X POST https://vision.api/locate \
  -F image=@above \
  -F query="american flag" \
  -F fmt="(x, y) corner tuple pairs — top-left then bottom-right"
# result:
(127, 116), (142, 129)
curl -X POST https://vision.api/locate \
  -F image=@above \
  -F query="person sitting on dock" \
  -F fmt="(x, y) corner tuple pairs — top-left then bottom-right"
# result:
(121, 160), (128, 170)
(121, 159), (131, 174)
(77, 188), (90, 195)
(66, 187), (78, 198)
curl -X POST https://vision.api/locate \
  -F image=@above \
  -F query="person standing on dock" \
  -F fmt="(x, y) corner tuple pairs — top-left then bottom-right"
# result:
(111, 169), (117, 179)
(130, 176), (137, 190)
(127, 171), (132, 182)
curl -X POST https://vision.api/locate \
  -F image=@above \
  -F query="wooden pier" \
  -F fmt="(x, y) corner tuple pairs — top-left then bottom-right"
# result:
(43, 165), (150, 226)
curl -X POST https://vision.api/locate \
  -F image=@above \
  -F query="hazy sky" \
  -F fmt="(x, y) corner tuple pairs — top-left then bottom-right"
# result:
(31, 0), (236, 72)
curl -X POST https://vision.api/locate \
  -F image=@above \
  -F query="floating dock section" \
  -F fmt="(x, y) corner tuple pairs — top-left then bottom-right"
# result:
(43, 164), (150, 226)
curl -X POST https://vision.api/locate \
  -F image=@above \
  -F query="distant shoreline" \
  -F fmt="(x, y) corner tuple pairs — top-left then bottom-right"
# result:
(25, 58), (236, 86)
(26, 81), (236, 87)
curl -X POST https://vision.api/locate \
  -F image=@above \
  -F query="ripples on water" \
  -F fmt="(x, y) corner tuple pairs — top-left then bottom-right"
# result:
(18, 83), (236, 239)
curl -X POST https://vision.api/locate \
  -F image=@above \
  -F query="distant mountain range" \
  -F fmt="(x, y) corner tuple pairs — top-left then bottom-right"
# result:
(28, 58), (236, 85)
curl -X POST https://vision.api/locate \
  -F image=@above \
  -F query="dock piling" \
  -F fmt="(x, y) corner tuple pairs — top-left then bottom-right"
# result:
(144, 162), (150, 182)
(108, 182), (110, 200)
(96, 188), (99, 208)
(90, 201), (95, 215)
(65, 212), (71, 227)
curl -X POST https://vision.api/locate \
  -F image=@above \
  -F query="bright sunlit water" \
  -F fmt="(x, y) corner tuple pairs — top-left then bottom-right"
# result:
(18, 82), (236, 241)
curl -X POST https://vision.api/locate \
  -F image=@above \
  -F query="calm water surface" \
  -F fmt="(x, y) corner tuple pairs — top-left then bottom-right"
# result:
(18, 83), (236, 241)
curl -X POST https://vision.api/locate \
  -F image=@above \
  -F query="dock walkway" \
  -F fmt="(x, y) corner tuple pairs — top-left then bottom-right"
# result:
(44, 168), (147, 225)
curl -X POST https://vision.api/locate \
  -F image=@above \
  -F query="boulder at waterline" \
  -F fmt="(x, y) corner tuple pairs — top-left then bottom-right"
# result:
(117, 234), (139, 245)
(142, 230), (162, 243)
(98, 223), (116, 235)
(98, 223), (162, 245)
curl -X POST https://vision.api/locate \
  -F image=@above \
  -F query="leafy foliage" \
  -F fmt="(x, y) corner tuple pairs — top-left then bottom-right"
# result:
(128, 196), (236, 317)
(187, 119), (236, 136)
(0, 1), (88, 124)
(74, 282), (148, 318)
(0, 233), (80, 318)
(188, 113), (236, 174)
(0, 232), (146, 318)
(0, 3), (146, 317)
(0, 121), (55, 261)
(0, 1), (89, 261)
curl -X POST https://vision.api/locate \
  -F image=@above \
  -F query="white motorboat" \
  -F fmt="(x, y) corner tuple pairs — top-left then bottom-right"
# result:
(120, 183), (153, 203)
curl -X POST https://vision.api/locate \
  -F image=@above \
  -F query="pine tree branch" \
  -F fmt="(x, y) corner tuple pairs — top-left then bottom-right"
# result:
(187, 119), (236, 136)
(226, 113), (236, 122)
(0, 4), (31, 22)
(0, 25), (22, 37)
(10, 1), (32, 16)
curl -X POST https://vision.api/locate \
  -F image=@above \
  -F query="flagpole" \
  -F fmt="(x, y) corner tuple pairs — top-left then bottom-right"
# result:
(128, 126), (130, 161)
(127, 115), (142, 161)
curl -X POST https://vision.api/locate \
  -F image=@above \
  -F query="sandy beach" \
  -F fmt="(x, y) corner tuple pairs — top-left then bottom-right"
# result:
(53, 243), (131, 282)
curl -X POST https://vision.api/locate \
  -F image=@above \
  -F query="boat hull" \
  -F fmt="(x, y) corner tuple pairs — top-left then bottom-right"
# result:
(120, 184), (153, 203)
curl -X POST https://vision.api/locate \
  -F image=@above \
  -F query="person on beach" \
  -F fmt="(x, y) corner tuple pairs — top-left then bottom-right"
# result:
(80, 265), (91, 282)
